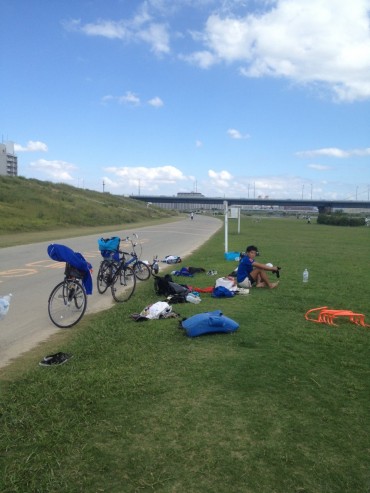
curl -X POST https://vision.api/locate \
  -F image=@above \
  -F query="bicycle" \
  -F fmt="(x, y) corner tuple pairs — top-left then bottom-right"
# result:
(121, 234), (151, 281)
(97, 237), (136, 302)
(47, 243), (93, 328)
(48, 262), (88, 328)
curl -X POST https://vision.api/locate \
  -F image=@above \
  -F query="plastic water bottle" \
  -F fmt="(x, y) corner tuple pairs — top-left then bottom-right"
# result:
(303, 269), (309, 283)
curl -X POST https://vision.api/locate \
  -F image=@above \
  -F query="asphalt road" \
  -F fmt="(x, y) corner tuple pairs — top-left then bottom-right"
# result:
(0, 215), (222, 368)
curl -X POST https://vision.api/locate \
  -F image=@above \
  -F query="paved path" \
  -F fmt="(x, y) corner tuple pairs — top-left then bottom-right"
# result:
(0, 215), (222, 368)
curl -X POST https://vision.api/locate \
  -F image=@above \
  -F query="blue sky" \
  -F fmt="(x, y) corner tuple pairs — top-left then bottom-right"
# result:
(2, 0), (370, 200)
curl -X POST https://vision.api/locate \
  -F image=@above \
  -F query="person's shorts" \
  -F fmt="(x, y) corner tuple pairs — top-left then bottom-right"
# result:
(237, 276), (253, 289)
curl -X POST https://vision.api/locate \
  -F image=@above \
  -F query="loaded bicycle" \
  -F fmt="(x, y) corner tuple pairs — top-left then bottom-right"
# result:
(47, 244), (93, 328)
(96, 236), (136, 302)
(123, 235), (159, 277)
(123, 233), (151, 281)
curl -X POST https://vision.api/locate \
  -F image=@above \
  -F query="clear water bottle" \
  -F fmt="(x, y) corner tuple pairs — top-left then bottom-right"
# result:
(303, 269), (309, 283)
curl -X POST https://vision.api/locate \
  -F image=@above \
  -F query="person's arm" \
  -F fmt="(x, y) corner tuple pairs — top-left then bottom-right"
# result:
(253, 261), (279, 272)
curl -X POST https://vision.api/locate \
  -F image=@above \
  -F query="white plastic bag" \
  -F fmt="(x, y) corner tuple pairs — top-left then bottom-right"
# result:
(186, 293), (201, 304)
(0, 294), (12, 320)
(215, 277), (238, 292)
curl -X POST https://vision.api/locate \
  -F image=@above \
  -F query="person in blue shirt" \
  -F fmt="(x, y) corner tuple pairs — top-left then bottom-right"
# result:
(237, 245), (279, 289)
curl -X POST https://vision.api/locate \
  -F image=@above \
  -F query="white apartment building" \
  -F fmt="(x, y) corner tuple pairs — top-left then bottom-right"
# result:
(0, 142), (18, 176)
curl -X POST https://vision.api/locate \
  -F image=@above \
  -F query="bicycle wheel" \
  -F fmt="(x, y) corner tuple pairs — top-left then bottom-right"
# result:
(111, 266), (136, 302)
(48, 280), (87, 328)
(97, 260), (113, 294)
(133, 260), (151, 281)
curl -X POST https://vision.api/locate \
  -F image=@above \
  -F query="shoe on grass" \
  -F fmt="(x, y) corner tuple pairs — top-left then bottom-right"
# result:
(39, 352), (73, 367)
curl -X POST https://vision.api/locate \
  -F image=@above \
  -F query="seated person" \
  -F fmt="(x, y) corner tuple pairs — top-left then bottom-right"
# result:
(237, 245), (279, 289)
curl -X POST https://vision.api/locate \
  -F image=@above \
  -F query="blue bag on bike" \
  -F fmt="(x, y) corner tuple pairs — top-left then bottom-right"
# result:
(98, 237), (120, 260)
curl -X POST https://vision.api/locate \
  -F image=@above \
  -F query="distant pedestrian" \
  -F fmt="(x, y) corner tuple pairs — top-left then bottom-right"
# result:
(190, 212), (194, 220)
(307, 216), (311, 224)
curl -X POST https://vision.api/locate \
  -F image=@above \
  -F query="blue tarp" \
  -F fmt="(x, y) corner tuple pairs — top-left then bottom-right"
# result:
(47, 244), (93, 295)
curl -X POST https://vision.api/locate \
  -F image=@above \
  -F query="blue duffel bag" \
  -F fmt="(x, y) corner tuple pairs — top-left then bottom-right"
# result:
(181, 310), (239, 337)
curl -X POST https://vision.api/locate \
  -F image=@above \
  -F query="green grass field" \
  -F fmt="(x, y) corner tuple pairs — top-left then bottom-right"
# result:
(1, 216), (369, 493)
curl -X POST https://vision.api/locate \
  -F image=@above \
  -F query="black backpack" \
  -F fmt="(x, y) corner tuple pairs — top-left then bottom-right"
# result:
(153, 274), (173, 296)
(153, 274), (189, 300)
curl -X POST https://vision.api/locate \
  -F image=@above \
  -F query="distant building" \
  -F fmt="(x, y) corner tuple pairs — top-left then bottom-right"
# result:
(0, 142), (18, 176)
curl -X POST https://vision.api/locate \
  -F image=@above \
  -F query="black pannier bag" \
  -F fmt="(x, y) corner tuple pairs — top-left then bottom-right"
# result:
(153, 274), (189, 300)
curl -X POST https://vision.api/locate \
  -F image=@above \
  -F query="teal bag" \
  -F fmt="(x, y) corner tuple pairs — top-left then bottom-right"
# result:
(224, 251), (240, 261)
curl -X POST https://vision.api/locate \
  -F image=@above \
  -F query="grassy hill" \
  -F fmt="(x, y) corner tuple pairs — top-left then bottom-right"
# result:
(0, 176), (177, 236)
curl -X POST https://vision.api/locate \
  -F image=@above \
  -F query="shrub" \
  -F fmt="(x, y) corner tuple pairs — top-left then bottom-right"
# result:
(317, 213), (365, 226)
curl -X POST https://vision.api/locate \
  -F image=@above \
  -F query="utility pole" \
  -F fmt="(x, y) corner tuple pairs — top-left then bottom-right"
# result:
(102, 180), (105, 193)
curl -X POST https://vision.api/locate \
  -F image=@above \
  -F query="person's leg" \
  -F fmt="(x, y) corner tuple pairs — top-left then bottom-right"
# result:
(250, 269), (278, 289)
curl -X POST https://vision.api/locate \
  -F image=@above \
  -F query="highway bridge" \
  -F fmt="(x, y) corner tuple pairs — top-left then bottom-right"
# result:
(130, 195), (370, 214)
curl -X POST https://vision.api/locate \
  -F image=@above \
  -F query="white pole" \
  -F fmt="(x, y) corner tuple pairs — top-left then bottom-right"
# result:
(238, 207), (241, 234)
(224, 200), (228, 253)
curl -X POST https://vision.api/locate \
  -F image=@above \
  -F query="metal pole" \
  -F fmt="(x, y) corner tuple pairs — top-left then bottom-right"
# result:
(224, 200), (228, 253)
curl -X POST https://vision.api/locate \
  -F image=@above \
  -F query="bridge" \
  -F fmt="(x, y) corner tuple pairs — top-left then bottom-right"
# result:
(130, 195), (370, 214)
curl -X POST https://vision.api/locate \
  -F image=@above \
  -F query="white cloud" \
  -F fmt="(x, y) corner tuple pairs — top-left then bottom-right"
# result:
(208, 169), (233, 188)
(227, 128), (250, 139)
(308, 163), (332, 171)
(137, 22), (170, 54)
(103, 165), (191, 192)
(65, 1), (370, 101)
(180, 50), (217, 68)
(297, 147), (370, 158)
(14, 140), (48, 152)
(64, 10), (170, 55)
(102, 93), (164, 107)
(78, 20), (130, 39)
(119, 91), (141, 105)
(29, 159), (76, 180)
(148, 96), (164, 107)
(201, 172), (327, 199)
(185, 0), (370, 101)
